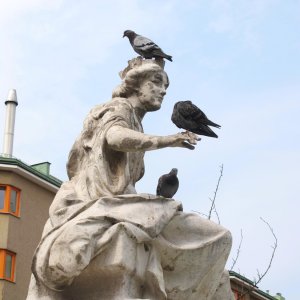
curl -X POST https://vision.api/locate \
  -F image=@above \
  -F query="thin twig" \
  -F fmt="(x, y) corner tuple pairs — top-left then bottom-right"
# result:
(208, 164), (223, 220)
(237, 218), (278, 300)
(192, 210), (208, 218)
(254, 217), (278, 286)
(209, 197), (220, 224)
(213, 200), (220, 224)
(230, 229), (243, 271)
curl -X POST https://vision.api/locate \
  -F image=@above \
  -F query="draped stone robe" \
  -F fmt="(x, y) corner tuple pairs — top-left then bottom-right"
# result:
(26, 97), (234, 300)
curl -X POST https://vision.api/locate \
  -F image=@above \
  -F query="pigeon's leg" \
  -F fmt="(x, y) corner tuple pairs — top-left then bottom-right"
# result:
(154, 57), (165, 68)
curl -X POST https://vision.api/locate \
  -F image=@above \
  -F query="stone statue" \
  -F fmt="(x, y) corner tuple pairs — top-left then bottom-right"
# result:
(27, 57), (234, 300)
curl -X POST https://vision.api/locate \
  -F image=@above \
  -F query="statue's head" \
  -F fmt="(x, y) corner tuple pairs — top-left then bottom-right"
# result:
(112, 58), (169, 111)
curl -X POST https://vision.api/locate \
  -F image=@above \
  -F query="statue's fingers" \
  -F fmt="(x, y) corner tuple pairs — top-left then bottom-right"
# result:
(188, 132), (201, 141)
(188, 137), (200, 145)
(181, 141), (195, 150)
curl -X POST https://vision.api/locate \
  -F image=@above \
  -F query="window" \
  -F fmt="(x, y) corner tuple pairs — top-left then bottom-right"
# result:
(0, 184), (21, 217)
(0, 249), (16, 282)
(233, 290), (246, 300)
(232, 289), (245, 300)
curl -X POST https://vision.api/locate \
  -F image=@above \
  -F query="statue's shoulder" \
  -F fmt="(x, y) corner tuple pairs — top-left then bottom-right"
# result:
(83, 98), (133, 127)
(109, 97), (133, 111)
(90, 98), (131, 115)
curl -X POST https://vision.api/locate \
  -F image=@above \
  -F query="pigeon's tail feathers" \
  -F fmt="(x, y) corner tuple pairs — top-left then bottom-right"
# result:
(205, 119), (221, 129)
(193, 125), (218, 138)
(158, 52), (172, 61)
(207, 131), (218, 138)
(165, 55), (173, 62)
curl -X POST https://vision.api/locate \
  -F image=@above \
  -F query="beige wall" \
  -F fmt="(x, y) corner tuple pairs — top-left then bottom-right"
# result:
(0, 170), (57, 300)
(0, 215), (9, 249)
(0, 283), (4, 300)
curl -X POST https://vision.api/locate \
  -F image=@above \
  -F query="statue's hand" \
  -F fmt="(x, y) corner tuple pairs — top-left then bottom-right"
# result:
(171, 132), (201, 150)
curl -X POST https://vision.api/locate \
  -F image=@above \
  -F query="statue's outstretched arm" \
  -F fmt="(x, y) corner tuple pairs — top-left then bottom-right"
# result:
(106, 125), (200, 152)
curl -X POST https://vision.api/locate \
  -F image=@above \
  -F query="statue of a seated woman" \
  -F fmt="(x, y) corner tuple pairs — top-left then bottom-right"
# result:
(27, 58), (234, 300)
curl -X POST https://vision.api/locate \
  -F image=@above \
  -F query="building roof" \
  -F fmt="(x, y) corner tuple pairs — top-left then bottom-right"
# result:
(0, 156), (62, 192)
(229, 271), (277, 300)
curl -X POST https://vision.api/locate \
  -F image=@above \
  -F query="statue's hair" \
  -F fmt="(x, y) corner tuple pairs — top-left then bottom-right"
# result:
(112, 62), (168, 98)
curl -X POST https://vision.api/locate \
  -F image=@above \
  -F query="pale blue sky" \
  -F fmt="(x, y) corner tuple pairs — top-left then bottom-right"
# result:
(0, 1), (299, 298)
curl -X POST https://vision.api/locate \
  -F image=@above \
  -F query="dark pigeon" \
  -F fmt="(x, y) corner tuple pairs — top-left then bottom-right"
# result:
(156, 168), (179, 198)
(123, 30), (173, 62)
(171, 100), (221, 138)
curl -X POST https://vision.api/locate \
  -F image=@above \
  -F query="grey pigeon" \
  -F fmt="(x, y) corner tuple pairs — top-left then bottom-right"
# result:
(156, 168), (179, 198)
(171, 100), (221, 138)
(123, 30), (173, 62)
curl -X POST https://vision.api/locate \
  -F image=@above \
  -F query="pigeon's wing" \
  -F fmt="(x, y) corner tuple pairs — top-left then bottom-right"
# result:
(134, 35), (160, 52)
(179, 101), (221, 128)
(171, 176), (179, 196)
(172, 102), (197, 130)
(151, 47), (168, 57)
(191, 106), (221, 128)
(133, 34), (172, 61)
(174, 102), (200, 130)
(177, 101), (201, 119)
(163, 174), (179, 198)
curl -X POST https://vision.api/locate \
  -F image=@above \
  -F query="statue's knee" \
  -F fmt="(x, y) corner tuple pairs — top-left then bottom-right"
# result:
(46, 262), (74, 288)
(46, 241), (90, 287)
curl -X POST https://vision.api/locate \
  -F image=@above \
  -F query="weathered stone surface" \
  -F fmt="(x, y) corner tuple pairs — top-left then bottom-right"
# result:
(27, 58), (234, 300)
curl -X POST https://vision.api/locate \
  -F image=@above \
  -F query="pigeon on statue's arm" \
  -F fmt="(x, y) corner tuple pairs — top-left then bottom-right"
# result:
(171, 100), (221, 138)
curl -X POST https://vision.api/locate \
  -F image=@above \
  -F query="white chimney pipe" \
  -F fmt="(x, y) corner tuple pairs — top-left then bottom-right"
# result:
(2, 89), (18, 157)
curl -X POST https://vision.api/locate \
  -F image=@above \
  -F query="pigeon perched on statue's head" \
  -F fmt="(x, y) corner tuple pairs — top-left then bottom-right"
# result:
(171, 101), (221, 138)
(123, 30), (173, 62)
(156, 168), (179, 198)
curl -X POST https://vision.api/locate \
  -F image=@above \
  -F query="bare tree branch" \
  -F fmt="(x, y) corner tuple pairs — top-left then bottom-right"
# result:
(208, 164), (223, 220)
(254, 217), (278, 286)
(236, 218), (278, 300)
(230, 229), (243, 271)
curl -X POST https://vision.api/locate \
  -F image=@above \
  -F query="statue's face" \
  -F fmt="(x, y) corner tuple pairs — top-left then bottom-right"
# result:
(137, 71), (169, 111)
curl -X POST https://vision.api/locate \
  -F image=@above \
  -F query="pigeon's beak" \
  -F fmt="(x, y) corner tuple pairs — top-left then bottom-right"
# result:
(122, 34), (125, 38)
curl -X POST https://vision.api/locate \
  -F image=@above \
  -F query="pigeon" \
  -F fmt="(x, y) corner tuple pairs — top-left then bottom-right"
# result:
(171, 100), (221, 138)
(123, 30), (173, 62)
(156, 168), (179, 198)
